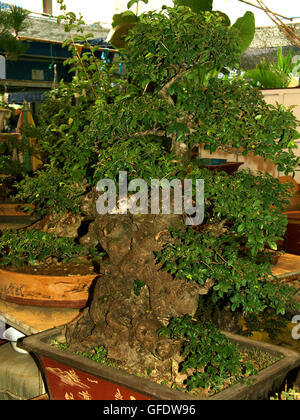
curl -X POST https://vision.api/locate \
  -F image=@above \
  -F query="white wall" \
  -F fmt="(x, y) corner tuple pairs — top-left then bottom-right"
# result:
(213, 0), (300, 27)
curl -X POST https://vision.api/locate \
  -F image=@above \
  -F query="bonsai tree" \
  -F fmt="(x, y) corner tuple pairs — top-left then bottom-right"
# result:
(13, 1), (300, 393)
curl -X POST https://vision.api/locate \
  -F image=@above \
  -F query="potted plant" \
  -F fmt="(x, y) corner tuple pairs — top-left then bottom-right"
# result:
(243, 47), (298, 90)
(0, 228), (99, 308)
(11, 0), (300, 399)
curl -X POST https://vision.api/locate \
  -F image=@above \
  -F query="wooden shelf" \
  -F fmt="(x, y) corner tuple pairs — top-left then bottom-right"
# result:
(271, 253), (300, 279)
(0, 299), (82, 335)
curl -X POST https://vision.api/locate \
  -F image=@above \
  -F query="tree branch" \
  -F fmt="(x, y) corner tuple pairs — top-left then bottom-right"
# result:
(256, 0), (300, 49)
(158, 58), (211, 106)
(132, 129), (166, 138)
(158, 64), (186, 105)
(238, 0), (293, 21)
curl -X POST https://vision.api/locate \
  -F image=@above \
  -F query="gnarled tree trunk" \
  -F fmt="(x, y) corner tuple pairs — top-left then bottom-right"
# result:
(66, 211), (212, 381)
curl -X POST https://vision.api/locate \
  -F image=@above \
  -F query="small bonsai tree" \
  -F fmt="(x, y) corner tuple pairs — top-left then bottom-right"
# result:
(14, 0), (300, 393)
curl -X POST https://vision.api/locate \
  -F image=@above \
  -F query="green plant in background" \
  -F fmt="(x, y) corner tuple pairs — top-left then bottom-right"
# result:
(243, 59), (291, 89)
(0, 123), (35, 178)
(15, 4), (124, 216)
(0, 229), (85, 267)
(0, 5), (29, 60)
(277, 47), (295, 75)
(243, 47), (299, 89)
(243, 310), (290, 341)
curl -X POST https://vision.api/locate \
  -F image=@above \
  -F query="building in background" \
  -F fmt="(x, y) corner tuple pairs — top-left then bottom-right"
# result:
(0, 0), (110, 112)
(1, 0), (300, 112)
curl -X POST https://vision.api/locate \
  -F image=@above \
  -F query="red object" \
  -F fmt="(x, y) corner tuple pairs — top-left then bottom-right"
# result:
(40, 356), (152, 401)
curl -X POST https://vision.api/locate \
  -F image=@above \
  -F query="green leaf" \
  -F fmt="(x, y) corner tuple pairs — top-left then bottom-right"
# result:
(212, 11), (231, 26)
(109, 11), (138, 48)
(112, 11), (138, 28)
(231, 11), (255, 53)
(237, 224), (244, 234)
(127, 0), (148, 10)
(268, 242), (278, 251)
(174, 0), (213, 12)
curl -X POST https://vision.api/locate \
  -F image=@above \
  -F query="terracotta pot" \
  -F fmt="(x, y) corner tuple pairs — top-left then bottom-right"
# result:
(0, 268), (97, 309)
(18, 327), (300, 401)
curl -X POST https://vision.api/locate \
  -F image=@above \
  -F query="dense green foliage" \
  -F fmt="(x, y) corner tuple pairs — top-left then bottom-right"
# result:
(244, 47), (299, 89)
(15, 165), (85, 217)
(18, 2), (300, 318)
(0, 229), (85, 267)
(0, 5), (29, 59)
(159, 315), (256, 392)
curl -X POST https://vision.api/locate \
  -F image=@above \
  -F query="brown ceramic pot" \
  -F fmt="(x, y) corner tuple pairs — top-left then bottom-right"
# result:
(0, 268), (97, 308)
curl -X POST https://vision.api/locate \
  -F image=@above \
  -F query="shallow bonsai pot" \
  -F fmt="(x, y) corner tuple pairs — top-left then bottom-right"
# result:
(0, 268), (97, 309)
(199, 162), (244, 175)
(18, 327), (300, 400)
(198, 158), (228, 166)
